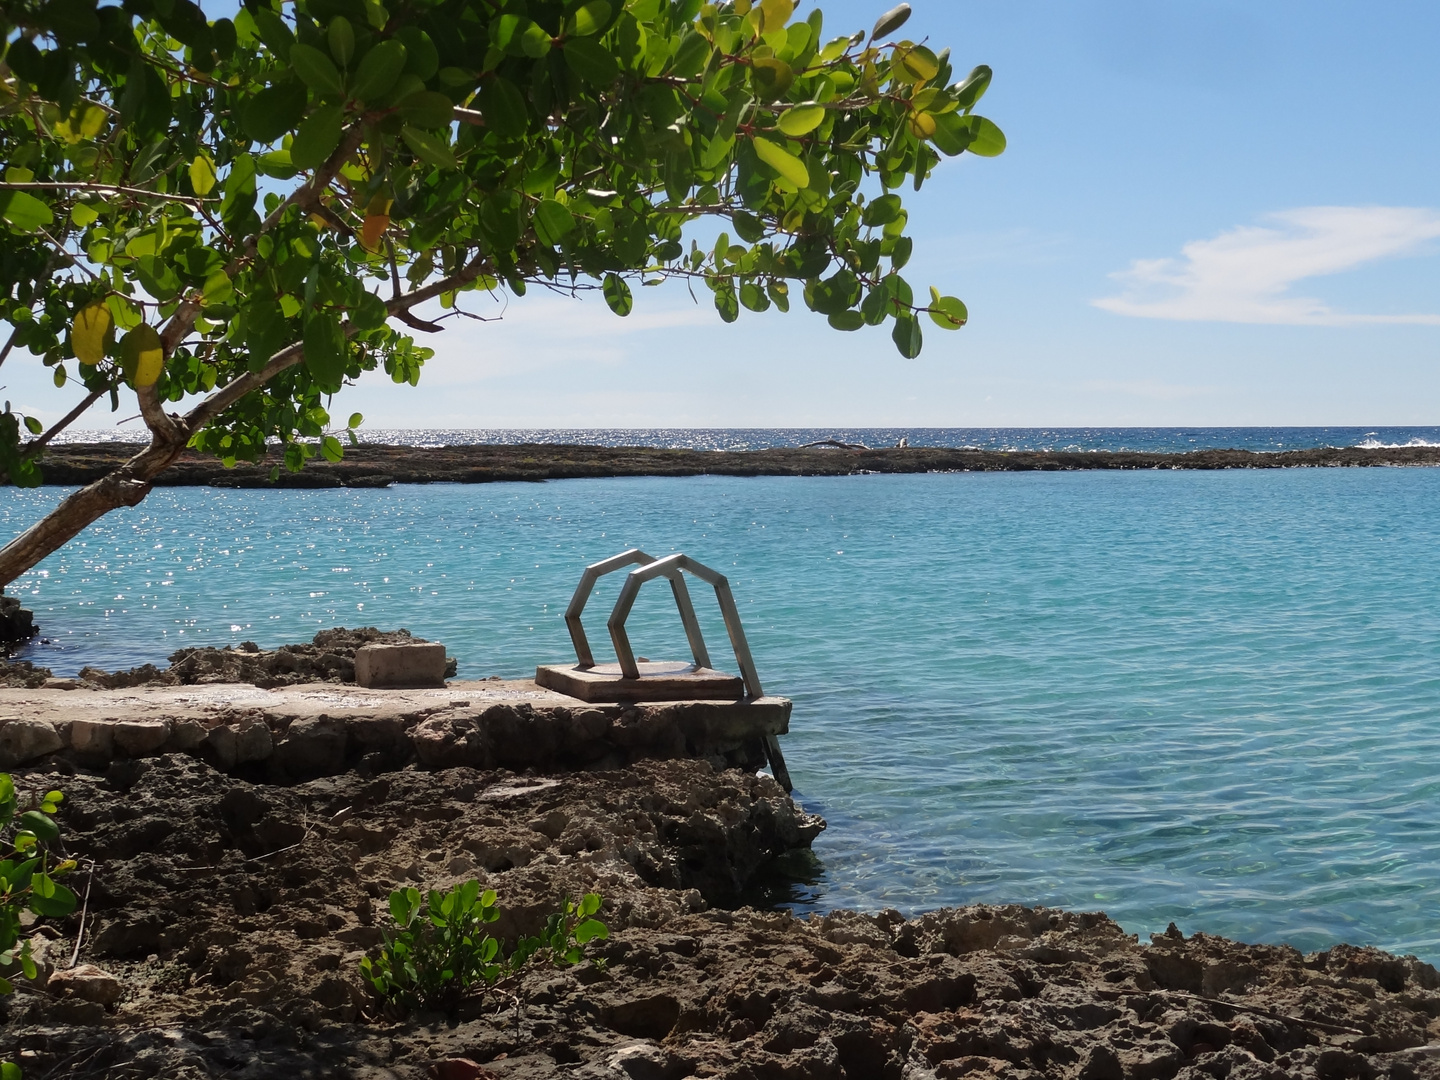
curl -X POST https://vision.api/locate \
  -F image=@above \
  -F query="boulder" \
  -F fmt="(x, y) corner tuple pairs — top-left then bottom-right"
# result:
(0, 718), (63, 767)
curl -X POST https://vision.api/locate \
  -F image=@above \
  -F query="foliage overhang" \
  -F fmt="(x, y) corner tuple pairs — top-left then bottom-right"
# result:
(0, 0), (1002, 583)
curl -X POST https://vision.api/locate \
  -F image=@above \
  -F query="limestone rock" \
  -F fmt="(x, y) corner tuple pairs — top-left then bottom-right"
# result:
(113, 719), (171, 757)
(48, 963), (123, 1006)
(0, 717), (63, 766)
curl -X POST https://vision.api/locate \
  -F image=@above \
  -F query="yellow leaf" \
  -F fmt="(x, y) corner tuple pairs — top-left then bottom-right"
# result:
(360, 214), (390, 251)
(189, 155), (217, 197)
(72, 303), (110, 365)
(78, 104), (107, 138)
(908, 110), (936, 138)
(759, 0), (793, 33)
(122, 324), (165, 387)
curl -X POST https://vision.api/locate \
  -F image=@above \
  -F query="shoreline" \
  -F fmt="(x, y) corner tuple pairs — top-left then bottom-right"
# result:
(30, 441), (1440, 489)
(1, 674), (1439, 1075)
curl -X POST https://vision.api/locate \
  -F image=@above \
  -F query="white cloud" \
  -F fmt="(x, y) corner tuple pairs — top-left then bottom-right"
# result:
(1095, 206), (1440, 326)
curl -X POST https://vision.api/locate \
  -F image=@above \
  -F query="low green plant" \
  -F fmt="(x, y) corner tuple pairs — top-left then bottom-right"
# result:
(359, 882), (607, 1013)
(0, 774), (76, 990)
(0, 773), (78, 1080)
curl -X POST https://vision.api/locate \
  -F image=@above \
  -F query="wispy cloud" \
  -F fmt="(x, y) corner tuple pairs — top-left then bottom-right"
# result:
(1095, 206), (1440, 325)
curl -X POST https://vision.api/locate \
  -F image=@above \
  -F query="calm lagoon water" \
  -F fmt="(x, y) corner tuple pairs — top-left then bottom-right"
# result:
(7, 468), (1440, 960)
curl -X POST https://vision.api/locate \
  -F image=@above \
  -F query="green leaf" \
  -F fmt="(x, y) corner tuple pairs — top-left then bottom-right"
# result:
(242, 81), (308, 143)
(713, 279), (739, 323)
(23, 416), (42, 435)
(303, 310), (347, 392)
(203, 270), (234, 304)
(533, 199), (575, 246)
(750, 57), (794, 98)
(891, 314), (923, 358)
(752, 137), (809, 188)
(862, 194), (902, 227)
(351, 39), (407, 103)
(827, 310), (864, 331)
(30, 880), (76, 918)
(777, 103), (825, 137)
(328, 16), (355, 66)
(291, 104), (345, 170)
(321, 435), (344, 462)
(898, 44), (940, 83)
(871, 3), (912, 39)
(479, 77), (529, 140)
(574, 918), (609, 944)
(401, 126), (458, 170)
(564, 37), (620, 86)
(189, 154), (217, 196)
(397, 27), (440, 80)
(290, 43), (344, 96)
(398, 91), (455, 130)
(389, 890), (410, 926)
(352, 292), (388, 331)
(952, 64), (992, 110)
(251, 6), (295, 57)
(602, 273), (633, 316)
(929, 110), (973, 157)
(890, 236), (913, 270)
(670, 32), (709, 78)
(927, 286), (967, 329)
(0, 190), (54, 232)
(565, 1), (612, 36)
(965, 115), (1006, 157)
(348, 412), (364, 429)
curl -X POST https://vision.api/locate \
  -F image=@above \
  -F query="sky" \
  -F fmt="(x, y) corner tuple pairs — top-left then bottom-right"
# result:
(16, 0), (1440, 430)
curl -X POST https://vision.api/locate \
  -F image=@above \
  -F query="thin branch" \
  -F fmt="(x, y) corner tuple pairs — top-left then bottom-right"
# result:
(0, 181), (209, 207)
(182, 253), (491, 433)
(23, 388), (104, 459)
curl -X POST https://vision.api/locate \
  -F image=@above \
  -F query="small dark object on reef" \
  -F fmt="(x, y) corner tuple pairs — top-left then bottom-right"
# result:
(73, 627), (459, 689)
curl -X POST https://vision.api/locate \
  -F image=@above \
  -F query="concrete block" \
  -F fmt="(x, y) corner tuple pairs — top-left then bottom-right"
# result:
(0, 718), (63, 767)
(113, 720), (171, 757)
(69, 719), (115, 759)
(355, 642), (447, 688)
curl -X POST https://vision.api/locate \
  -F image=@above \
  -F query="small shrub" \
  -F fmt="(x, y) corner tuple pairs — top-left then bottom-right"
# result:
(0, 774), (77, 991)
(0, 773), (78, 1080)
(359, 883), (607, 1013)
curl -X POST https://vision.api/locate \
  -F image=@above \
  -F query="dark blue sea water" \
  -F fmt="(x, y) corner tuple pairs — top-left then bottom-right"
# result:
(7, 439), (1440, 959)
(55, 425), (1440, 453)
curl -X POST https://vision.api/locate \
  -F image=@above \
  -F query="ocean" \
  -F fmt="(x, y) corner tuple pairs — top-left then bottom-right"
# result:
(7, 429), (1440, 960)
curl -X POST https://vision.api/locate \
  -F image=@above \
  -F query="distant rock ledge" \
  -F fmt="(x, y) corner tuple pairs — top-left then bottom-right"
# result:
(29, 441), (1440, 488)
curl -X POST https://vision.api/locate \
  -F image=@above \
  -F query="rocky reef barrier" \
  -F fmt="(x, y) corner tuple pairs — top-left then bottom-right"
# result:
(2, 639), (1439, 1077)
(30, 441), (1440, 489)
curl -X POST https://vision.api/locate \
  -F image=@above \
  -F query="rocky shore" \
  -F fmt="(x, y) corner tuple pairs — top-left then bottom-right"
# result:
(2, 643), (1438, 1077)
(3, 750), (1440, 1079)
(29, 442), (1440, 489)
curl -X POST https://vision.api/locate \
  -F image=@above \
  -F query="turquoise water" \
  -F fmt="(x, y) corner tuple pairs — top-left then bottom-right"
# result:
(7, 469), (1440, 960)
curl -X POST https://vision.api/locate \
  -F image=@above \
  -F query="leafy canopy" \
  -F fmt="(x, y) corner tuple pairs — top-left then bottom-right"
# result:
(0, 0), (1003, 483)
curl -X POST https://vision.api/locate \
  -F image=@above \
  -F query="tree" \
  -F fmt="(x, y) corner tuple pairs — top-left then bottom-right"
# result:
(0, 0), (1003, 586)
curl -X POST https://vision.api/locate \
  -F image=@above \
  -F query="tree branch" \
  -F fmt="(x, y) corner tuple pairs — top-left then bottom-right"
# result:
(0, 181), (209, 207)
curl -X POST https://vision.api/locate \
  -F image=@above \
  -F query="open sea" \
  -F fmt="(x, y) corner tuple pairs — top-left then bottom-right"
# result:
(8, 428), (1440, 960)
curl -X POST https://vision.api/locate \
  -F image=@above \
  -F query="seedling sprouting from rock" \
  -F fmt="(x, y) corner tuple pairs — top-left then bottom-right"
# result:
(359, 883), (607, 1014)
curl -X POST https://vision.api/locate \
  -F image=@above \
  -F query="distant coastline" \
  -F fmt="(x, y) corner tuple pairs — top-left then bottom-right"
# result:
(30, 440), (1440, 488)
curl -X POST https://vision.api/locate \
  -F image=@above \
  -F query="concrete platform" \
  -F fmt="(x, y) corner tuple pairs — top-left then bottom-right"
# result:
(535, 661), (745, 703)
(0, 678), (791, 782)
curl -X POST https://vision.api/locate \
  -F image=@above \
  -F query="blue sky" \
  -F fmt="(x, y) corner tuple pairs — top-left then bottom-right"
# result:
(19, 0), (1440, 430)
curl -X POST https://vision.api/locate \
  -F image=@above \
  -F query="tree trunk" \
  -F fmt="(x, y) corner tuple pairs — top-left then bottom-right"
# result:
(0, 435), (187, 586)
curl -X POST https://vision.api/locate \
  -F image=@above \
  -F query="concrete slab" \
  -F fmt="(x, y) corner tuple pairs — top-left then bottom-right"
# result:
(535, 661), (745, 703)
(0, 679), (790, 780)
